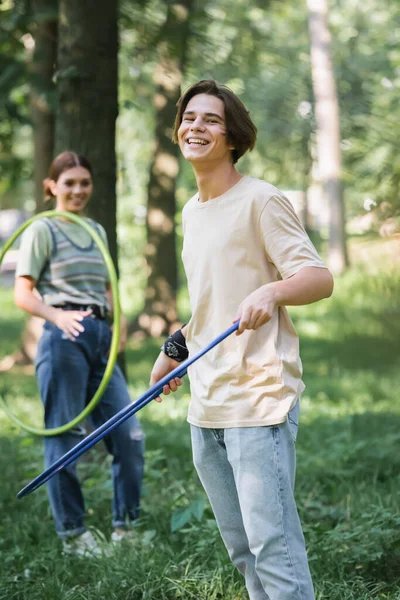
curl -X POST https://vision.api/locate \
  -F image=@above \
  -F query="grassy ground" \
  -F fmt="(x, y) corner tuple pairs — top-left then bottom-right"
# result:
(0, 237), (399, 599)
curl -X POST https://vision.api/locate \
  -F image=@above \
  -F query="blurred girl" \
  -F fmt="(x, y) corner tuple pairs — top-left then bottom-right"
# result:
(15, 151), (144, 556)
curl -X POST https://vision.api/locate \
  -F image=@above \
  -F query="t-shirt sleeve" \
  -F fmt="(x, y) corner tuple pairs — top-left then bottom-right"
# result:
(15, 220), (52, 281)
(259, 193), (327, 279)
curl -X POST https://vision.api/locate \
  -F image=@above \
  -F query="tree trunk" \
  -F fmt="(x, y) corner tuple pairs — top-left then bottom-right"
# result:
(55, 0), (119, 270)
(30, 0), (58, 214)
(136, 1), (193, 338)
(55, 0), (126, 374)
(307, 0), (349, 273)
(16, 0), (57, 366)
(8, 2), (120, 369)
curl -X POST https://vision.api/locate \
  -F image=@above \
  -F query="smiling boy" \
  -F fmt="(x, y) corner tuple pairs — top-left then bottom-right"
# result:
(150, 80), (333, 600)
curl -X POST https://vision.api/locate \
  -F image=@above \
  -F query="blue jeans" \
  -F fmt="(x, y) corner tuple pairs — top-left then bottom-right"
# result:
(190, 401), (314, 600)
(35, 316), (145, 540)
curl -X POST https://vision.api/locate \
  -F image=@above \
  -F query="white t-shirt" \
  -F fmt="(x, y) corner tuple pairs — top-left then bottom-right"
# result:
(182, 176), (327, 428)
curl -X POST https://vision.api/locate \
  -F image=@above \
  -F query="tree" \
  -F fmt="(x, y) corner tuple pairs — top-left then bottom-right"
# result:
(0, 2), (30, 205)
(30, 0), (58, 213)
(55, 0), (119, 268)
(54, 0), (128, 374)
(307, 0), (349, 273)
(329, 0), (400, 226)
(136, 0), (194, 337)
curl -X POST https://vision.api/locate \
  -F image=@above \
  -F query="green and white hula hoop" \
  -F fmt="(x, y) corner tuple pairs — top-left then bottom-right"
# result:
(0, 210), (121, 436)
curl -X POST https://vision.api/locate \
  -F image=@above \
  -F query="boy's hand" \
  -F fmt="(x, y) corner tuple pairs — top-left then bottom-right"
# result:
(234, 284), (277, 335)
(149, 352), (183, 402)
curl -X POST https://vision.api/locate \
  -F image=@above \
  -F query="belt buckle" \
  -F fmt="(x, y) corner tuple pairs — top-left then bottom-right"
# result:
(87, 304), (106, 319)
(86, 304), (97, 318)
(93, 304), (106, 319)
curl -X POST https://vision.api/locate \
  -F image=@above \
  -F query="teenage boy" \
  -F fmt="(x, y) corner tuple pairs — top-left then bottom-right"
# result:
(150, 79), (333, 600)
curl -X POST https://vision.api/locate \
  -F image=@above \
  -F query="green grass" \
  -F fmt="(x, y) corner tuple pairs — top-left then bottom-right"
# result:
(0, 240), (399, 599)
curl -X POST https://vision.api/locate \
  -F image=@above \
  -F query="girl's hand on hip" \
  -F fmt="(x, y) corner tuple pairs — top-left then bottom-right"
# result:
(54, 309), (92, 340)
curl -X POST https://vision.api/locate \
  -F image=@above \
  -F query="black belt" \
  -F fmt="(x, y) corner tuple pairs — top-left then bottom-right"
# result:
(53, 303), (108, 320)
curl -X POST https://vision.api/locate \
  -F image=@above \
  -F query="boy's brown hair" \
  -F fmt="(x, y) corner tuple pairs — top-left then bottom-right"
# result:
(173, 80), (257, 164)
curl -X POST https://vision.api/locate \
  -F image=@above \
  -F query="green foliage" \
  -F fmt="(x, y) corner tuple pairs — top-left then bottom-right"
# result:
(0, 1), (32, 202)
(115, 0), (400, 315)
(2, 0), (399, 306)
(1, 0), (400, 222)
(331, 0), (400, 219)
(171, 495), (207, 532)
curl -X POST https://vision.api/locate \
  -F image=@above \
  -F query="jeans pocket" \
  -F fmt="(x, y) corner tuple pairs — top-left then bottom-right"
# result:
(287, 399), (300, 443)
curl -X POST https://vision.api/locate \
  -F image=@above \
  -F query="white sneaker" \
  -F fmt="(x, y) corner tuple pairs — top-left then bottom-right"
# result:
(63, 530), (103, 557)
(111, 527), (135, 543)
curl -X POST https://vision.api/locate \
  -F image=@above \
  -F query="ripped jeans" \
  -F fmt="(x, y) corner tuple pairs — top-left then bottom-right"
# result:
(36, 317), (144, 539)
(191, 401), (315, 600)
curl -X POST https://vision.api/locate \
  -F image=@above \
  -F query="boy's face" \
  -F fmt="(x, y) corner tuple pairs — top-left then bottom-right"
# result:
(177, 93), (235, 165)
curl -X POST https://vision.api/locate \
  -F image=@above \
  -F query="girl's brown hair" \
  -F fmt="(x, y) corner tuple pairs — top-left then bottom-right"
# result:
(43, 151), (93, 200)
(173, 80), (258, 164)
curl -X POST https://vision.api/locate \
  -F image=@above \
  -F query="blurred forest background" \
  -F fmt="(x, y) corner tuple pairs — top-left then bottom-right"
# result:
(0, 1), (399, 599)
(1, 0), (399, 331)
